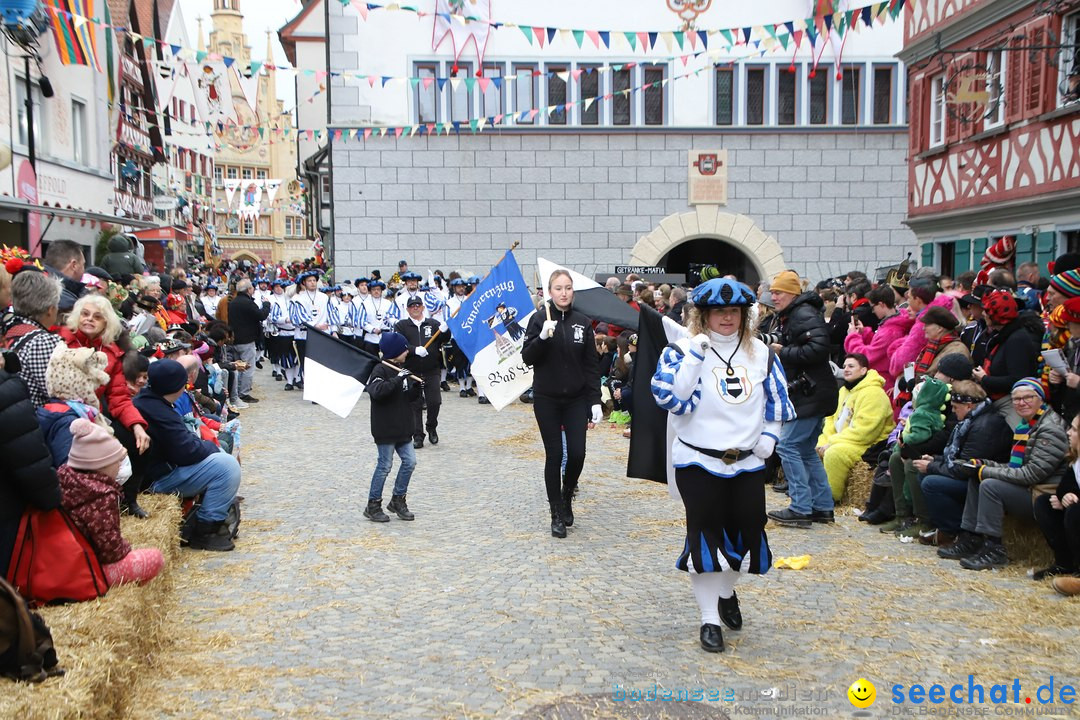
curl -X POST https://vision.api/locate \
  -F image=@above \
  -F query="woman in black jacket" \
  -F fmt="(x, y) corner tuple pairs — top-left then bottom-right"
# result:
(1033, 412), (1080, 585)
(522, 268), (601, 538)
(973, 291), (1041, 426)
(0, 360), (62, 578)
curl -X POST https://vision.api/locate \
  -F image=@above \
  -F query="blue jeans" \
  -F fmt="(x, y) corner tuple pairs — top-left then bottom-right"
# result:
(776, 416), (833, 515)
(369, 441), (416, 500)
(150, 451), (242, 523)
(921, 473), (968, 534)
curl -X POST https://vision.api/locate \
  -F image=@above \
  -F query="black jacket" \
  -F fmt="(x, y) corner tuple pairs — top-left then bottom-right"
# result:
(395, 317), (447, 375)
(775, 292), (839, 418)
(133, 387), (219, 480)
(227, 293), (271, 345)
(45, 265), (85, 313)
(925, 403), (1014, 479)
(365, 362), (423, 444)
(522, 301), (601, 404)
(980, 316), (1041, 399)
(0, 370), (61, 578)
(1053, 465), (1080, 499)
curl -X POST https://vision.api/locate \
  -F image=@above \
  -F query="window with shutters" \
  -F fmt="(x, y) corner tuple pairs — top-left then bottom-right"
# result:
(1060, 12), (1080, 107)
(715, 67), (734, 125)
(809, 70), (830, 124)
(909, 78), (924, 152)
(1006, 33), (1025, 123)
(929, 74), (946, 147)
(643, 65), (666, 125)
(778, 67), (797, 125)
(746, 67), (766, 125)
(984, 49), (1006, 129)
(1025, 22), (1048, 116)
(579, 66), (601, 125)
(547, 65), (568, 125)
(872, 66), (894, 124)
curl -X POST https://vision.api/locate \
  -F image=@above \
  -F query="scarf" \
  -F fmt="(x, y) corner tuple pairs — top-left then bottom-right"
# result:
(943, 400), (989, 470)
(1010, 405), (1046, 467)
(915, 333), (957, 377)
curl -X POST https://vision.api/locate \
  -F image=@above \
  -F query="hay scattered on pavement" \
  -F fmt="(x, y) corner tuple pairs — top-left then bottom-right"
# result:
(0, 494), (181, 720)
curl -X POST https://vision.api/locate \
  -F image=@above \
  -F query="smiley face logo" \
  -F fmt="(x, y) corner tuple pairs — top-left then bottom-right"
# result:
(847, 678), (876, 709)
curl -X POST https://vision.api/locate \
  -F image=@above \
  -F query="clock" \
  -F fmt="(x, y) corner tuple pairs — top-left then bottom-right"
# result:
(226, 217), (240, 231)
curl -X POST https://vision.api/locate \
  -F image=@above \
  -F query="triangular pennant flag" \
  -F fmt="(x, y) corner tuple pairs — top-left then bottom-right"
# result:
(223, 56), (234, 68)
(785, 21), (796, 36)
(586, 29), (600, 48)
(861, 5), (873, 26)
(647, 31), (658, 49)
(519, 26), (533, 43)
(546, 27), (556, 44)
(779, 32), (790, 50)
(742, 27), (752, 43)
(823, 14), (833, 32)
(464, 76), (475, 92)
(573, 29), (584, 47)
(697, 30), (709, 48)
(423, 76), (434, 89)
(469, 118), (479, 133)
(661, 32), (673, 52)
(410, 77), (421, 89)
(598, 31), (610, 48)
(673, 30), (684, 49)
(637, 31), (648, 50)
(534, 27), (545, 48)
(623, 32), (636, 50)
(478, 76), (490, 93)
(437, 77), (447, 91)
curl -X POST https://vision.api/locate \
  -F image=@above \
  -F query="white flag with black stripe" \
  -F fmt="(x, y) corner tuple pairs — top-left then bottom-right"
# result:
(302, 325), (377, 418)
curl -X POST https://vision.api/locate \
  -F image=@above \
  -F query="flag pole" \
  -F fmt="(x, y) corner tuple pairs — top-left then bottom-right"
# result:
(423, 240), (522, 347)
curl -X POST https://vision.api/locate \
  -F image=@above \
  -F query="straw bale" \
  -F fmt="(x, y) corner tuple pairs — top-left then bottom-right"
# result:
(0, 494), (182, 720)
(1002, 514), (1054, 568)
(839, 461), (873, 510)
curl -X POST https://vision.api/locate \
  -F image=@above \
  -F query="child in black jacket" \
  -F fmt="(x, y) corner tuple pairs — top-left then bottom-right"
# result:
(363, 332), (423, 522)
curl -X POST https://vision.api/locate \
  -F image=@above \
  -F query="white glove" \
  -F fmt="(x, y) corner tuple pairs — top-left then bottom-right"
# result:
(689, 333), (710, 357)
(752, 434), (776, 459)
(414, 346), (429, 358)
(539, 320), (558, 340)
(438, 321), (449, 334)
(397, 368), (411, 378)
(590, 404), (603, 424)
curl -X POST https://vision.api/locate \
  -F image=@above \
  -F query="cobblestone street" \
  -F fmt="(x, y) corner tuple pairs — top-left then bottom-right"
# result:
(131, 368), (1076, 720)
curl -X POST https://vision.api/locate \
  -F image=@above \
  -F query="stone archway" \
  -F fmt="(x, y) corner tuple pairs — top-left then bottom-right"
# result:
(629, 208), (786, 284)
(231, 250), (260, 264)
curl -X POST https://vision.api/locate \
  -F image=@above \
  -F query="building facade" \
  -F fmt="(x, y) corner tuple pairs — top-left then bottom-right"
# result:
(901, 0), (1080, 276)
(205, 0), (309, 266)
(327, 0), (916, 285)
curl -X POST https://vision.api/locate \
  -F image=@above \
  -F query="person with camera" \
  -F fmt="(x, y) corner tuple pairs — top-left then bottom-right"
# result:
(765, 271), (840, 529)
(651, 278), (795, 653)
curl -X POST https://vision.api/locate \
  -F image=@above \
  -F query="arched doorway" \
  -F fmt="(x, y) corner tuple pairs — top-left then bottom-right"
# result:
(231, 251), (260, 264)
(662, 237), (762, 287)
(629, 209), (787, 288)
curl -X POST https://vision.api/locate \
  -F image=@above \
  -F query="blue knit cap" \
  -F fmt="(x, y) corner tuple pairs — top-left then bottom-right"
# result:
(1011, 377), (1046, 401)
(379, 332), (408, 359)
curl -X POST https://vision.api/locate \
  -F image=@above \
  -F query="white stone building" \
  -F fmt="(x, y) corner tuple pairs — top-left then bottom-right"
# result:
(328, 0), (917, 285)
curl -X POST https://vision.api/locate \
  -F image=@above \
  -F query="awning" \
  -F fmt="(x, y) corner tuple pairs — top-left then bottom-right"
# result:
(0, 195), (160, 230)
(133, 226), (192, 244)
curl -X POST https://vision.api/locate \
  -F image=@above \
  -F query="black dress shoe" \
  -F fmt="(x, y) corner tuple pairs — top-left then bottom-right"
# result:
(1033, 564), (1075, 581)
(121, 499), (150, 519)
(859, 507), (894, 525)
(274, 374), (283, 381)
(767, 507), (812, 528)
(718, 592), (742, 630)
(771, 481), (788, 494)
(478, 396), (490, 404)
(810, 509), (835, 524)
(699, 624), (724, 653)
(239, 394), (259, 403)
(428, 429), (439, 445)
(440, 381), (450, 392)
(283, 383), (294, 391)
(413, 438), (424, 449)
(255, 361), (264, 369)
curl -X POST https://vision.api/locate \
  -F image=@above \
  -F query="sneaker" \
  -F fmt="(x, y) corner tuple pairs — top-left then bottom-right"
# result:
(960, 539), (1008, 571)
(938, 531), (983, 560)
(897, 521), (933, 539)
(239, 394), (260, 404)
(767, 507), (813, 529)
(1032, 564), (1075, 581)
(231, 399), (248, 409)
(879, 516), (914, 534)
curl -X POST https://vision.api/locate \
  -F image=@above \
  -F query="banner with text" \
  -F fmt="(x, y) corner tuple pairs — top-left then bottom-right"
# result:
(447, 251), (534, 410)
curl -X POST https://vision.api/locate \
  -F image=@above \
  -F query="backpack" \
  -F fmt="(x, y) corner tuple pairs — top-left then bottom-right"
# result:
(0, 576), (62, 682)
(7, 508), (109, 607)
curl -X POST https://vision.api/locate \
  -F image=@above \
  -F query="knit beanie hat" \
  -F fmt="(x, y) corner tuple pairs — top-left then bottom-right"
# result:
(1011, 377), (1046, 401)
(1060, 297), (1080, 325)
(379, 332), (408, 359)
(769, 270), (801, 296)
(919, 305), (960, 331)
(1049, 269), (1080, 299)
(148, 359), (188, 394)
(981, 290), (1018, 325)
(937, 353), (974, 382)
(67, 418), (126, 471)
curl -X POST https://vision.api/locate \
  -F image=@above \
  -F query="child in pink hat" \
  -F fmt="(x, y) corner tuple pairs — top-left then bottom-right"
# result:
(57, 418), (164, 587)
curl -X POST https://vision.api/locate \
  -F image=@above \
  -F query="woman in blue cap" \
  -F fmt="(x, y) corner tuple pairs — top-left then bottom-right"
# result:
(651, 278), (796, 653)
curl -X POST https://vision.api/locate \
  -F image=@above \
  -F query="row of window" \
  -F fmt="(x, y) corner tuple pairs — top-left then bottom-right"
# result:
(915, 12), (1078, 152)
(213, 213), (306, 237)
(15, 81), (92, 166)
(214, 165), (271, 184)
(410, 59), (903, 127)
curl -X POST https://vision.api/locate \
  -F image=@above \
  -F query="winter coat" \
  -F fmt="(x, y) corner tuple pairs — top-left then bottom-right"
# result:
(227, 293), (271, 345)
(0, 370), (61, 579)
(979, 317), (1042, 400)
(365, 362), (422, 445)
(1052, 464), (1080, 501)
(99, 236), (144, 278)
(45, 265), (85, 313)
(889, 295), (961, 380)
(818, 369), (893, 449)
(60, 328), (147, 432)
(37, 400), (110, 467)
(56, 464), (130, 565)
(133, 386), (220, 481)
(980, 409), (1068, 498)
(823, 308), (850, 365)
(1049, 336), (1080, 425)
(925, 340), (971, 379)
(843, 312), (915, 392)
(926, 401), (1013, 479)
(395, 317), (448, 375)
(774, 291), (838, 418)
(522, 301), (601, 405)
(901, 378), (950, 448)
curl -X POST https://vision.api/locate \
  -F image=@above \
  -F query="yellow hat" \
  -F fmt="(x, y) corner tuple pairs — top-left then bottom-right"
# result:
(769, 270), (802, 296)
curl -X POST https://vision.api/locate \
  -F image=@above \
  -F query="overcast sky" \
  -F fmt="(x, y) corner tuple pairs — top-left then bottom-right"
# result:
(180, 0), (305, 107)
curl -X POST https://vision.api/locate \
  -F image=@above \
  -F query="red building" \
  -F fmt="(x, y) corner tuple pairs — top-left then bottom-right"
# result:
(900, 0), (1080, 277)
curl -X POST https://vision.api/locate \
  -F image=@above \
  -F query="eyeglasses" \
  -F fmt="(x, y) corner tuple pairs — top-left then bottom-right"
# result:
(1011, 394), (1042, 405)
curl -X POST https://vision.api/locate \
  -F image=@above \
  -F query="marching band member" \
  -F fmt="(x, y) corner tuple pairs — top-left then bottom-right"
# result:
(359, 280), (396, 357)
(288, 271), (330, 390)
(267, 279), (300, 390)
(394, 272), (428, 319)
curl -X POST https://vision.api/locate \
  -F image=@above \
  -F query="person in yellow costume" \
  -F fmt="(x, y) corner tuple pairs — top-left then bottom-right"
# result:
(817, 353), (895, 500)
